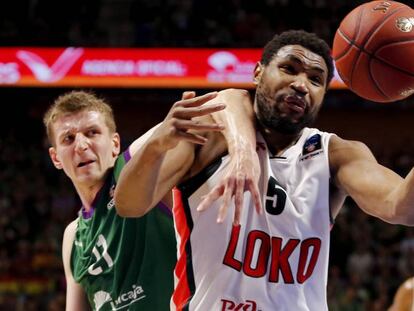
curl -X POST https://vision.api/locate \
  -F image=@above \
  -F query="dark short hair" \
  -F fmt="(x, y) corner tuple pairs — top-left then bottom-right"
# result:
(261, 30), (334, 86)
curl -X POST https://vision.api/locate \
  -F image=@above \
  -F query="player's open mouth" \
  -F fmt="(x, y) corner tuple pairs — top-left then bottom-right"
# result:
(284, 95), (306, 113)
(78, 160), (95, 167)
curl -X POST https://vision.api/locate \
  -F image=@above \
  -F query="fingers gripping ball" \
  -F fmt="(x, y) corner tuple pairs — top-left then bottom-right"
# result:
(332, 1), (414, 102)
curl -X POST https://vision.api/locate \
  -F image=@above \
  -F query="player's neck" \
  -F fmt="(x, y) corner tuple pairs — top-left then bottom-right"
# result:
(74, 180), (105, 211)
(259, 125), (303, 156)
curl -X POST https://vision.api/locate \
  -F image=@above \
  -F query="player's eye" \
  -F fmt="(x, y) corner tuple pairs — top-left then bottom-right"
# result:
(86, 129), (99, 137)
(310, 75), (323, 86)
(280, 64), (296, 74)
(62, 135), (74, 144)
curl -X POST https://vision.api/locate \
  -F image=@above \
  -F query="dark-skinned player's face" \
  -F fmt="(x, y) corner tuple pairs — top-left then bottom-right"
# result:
(254, 45), (328, 135)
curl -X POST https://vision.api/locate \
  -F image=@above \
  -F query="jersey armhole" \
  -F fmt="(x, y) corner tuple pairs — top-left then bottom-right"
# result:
(113, 148), (131, 183)
(177, 157), (223, 197)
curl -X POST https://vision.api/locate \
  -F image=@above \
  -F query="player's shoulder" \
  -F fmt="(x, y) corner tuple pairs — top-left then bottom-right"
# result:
(329, 134), (372, 155)
(328, 134), (376, 171)
(403, 277), (414, 288)
(63, 219), (79, 249)
(399, 276), (414, 294)
(62, 219), (79, 274)
(218, 88), (250, 98)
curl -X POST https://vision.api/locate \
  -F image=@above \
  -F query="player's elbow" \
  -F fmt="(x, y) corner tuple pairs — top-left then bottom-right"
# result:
(392, 213), (414, 226)
(386, 203), (414, 226)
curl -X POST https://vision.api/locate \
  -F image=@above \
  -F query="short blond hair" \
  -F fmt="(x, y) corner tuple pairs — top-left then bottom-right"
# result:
(43, 91), (116, 146)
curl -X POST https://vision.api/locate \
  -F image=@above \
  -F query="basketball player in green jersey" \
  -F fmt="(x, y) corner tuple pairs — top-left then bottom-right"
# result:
(43, 90), (259, 310)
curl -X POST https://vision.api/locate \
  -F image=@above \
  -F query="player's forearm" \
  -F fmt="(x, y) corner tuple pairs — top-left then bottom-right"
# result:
(115, 138), (169, 217)
(212, 89), (256, 156)
(115, 135), (195, 217)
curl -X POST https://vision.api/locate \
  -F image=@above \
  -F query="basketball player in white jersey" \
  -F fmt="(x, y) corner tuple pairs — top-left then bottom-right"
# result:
(114, 30), (414, 311)
(389, 277), (414, 311)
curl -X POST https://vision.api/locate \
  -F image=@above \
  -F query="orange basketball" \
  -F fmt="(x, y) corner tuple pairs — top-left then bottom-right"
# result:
(332, 1), (414, 103)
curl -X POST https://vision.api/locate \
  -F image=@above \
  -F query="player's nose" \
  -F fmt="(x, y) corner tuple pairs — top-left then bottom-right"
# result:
(74, 134), (89, 153)
(290, 75), (309, 97)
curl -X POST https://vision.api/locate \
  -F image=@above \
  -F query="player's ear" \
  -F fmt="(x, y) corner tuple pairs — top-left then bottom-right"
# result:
(253, 62), (263, 85)
(112, 133), (121, 157)
(49, 147), (63, 169)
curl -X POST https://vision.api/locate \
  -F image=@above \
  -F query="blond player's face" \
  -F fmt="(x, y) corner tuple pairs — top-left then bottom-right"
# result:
(254, 45), (328, 134)
(48, 110), (120, 189)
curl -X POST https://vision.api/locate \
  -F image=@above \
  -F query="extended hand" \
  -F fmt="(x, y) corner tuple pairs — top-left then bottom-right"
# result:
(197, 146), (262, 226)
(154, 91), (226, 150)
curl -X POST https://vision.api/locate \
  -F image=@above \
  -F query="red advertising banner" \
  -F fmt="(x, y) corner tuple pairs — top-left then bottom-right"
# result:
(0, 47), (346, 89)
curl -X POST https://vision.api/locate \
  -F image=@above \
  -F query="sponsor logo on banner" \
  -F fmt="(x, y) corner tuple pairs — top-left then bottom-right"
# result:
(207, 51), (255, 83)
(0, 62), (20, 83)
(81, 59), (187, 76)
(16, 47), (83, 82)
(0, 47), (347, 88)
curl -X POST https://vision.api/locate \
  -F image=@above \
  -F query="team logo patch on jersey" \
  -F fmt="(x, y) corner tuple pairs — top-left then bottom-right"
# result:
(94, 291), (112, 311)
(300, 134), (323, 161)
(93, 284), (146, 310)
(107, 185), (116, 209)
(107, 198), (115, 210)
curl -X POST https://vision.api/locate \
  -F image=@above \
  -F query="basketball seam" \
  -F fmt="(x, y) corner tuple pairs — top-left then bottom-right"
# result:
(374, 41), (414, 77)
(336, 35), (414, 77)
(353, 5), (406, 100)
(369, 60), (390, 100)
(366, 6), (411, 100)
(362, 6), (407, 52)
(334, 38), (413, 100)
(334, 29), (355, 61)
(335, 30), (357, 85)
(349, 5), (365, 90)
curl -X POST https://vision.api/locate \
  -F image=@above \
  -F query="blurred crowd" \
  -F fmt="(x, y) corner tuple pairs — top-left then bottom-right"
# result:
(0, 0), (412, 48)
(0, 133), (75, 310)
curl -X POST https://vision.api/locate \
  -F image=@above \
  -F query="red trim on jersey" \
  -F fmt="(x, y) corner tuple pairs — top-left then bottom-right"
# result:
(172, 188), (191, 310)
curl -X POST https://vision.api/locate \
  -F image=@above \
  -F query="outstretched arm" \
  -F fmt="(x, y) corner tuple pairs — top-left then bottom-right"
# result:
(330, 135), (414, 225)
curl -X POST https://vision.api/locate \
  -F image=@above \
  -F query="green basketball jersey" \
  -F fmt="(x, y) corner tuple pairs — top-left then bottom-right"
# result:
(71, 150), (176, 311)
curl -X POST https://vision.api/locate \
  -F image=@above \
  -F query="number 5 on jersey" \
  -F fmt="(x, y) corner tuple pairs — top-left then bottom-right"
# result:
(265, 176), (287, 215)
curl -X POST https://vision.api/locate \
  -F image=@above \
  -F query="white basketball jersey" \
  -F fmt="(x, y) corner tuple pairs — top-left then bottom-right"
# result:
(172, 128), (333, 311)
